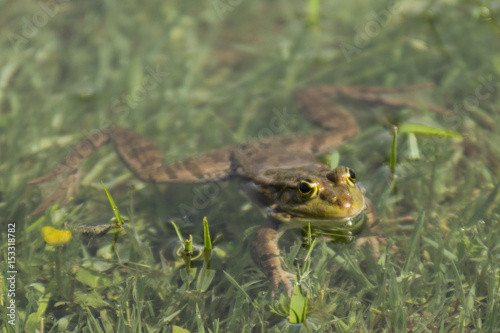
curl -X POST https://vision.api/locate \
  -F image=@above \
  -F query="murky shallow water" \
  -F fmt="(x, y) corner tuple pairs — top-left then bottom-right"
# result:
(2, 0), (500, 331)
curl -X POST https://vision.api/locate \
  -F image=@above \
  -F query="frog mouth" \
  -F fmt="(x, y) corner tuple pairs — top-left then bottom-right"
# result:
(291, 211), (367, 233)
(268, 206), (366, 237)
(301, 213), (367, 244)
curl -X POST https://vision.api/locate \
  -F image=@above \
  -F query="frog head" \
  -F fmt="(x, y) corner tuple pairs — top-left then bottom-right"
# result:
(271, 166), (366, 230)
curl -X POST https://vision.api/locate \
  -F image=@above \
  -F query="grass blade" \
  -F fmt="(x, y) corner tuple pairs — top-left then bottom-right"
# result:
(389, 126), (398, 175)
(101, 181), (124, 225)
(288, 267), (307, 323)
(223, 271), (256, 309)
(402, 210), (426, 277)
(203, 217), (212, 271)
(399, 123), (462, 138)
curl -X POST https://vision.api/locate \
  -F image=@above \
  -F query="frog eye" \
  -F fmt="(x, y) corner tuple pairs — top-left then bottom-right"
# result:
(348, 168), (356, 183)
(298, 178), (318, 199)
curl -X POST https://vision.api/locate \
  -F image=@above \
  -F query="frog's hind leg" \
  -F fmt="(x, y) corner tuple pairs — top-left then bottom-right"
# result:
(28, 130), (112, 185)
(344, 91), (452, 116)
(295, 86), (360, 132)
(28, 130), (112, 216)
(334, 82), (434, 95)
(293, 86), (361, 155)
(28, 128), (235, 215)
(331, 83), (452, 116)
(109, 127), (234, 183)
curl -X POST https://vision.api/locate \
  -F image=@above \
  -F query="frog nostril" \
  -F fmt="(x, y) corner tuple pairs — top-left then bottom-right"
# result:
(329, 195), (338, 204)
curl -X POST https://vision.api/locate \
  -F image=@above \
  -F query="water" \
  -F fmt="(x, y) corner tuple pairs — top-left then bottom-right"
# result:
(2, 0), (500, 331)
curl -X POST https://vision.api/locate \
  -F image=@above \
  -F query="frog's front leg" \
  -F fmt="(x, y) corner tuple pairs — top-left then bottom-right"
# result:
(251, 218), (295, 294)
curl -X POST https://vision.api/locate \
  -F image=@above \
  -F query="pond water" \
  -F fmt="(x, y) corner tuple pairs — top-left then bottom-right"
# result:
(2, 0), (500, 332)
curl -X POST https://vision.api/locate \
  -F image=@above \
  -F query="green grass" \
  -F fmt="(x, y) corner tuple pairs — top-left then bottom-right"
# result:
(2, 0), (500, 332)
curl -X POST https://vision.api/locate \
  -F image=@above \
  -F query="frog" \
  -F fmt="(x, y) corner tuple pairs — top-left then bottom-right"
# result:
(28, 83), (450, 293)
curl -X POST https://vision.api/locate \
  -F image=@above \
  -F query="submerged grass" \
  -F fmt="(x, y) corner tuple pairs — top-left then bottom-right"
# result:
(1, 0), (500, 332)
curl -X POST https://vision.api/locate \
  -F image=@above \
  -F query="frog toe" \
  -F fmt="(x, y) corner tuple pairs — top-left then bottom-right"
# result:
(355, 235), (386, 258)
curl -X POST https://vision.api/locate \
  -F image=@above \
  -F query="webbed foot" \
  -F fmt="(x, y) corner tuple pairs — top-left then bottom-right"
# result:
(355, 234), (386, 259)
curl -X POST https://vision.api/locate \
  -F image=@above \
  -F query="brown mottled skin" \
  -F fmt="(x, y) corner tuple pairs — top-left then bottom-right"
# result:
(28, 84), (449, 293)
